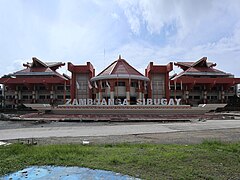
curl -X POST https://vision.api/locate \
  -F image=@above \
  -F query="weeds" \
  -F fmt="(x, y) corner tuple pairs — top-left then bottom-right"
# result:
(0, 142), (240, 179)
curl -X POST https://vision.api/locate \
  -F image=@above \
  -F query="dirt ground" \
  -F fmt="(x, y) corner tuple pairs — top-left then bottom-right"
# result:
(1, 119), (240, 145)
(9, 128), (239, 145)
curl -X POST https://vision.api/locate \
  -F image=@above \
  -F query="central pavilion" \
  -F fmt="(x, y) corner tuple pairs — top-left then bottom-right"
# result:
(90, 55), (149, 104)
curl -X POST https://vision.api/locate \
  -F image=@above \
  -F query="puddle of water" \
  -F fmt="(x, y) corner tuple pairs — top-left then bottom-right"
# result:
(1, 166), (140, 180)
(0, 141), (11, 146)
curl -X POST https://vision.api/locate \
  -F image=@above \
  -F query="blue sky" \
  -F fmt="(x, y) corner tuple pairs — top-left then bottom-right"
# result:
(0, 0), (240, 77)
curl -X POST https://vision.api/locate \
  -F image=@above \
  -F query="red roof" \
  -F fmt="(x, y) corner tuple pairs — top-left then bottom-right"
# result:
(23, 57), (65, 71)
(14, 57), (67, 79)
(0, 57), (69, 85)
(172, 57), (230, 80)
(0, 77), (67, 84)
(98, 55), (144, 77)
(175, 57), (216, 71)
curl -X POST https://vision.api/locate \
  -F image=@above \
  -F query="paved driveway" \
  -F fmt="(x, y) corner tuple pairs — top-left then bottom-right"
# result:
(1, 120), (240, 140)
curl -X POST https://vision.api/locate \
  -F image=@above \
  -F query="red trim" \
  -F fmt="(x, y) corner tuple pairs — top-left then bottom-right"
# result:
(70, 73), (76, 100)
(0, 77), (67, 84)
(165, 73), (170, 99)
(68, 62), (95, 100)
(145, 62), (173, 99)
(171, 77), (240, 85)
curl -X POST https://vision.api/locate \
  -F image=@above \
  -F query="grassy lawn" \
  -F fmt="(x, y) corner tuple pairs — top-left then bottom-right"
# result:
(0, 141), (240, 179)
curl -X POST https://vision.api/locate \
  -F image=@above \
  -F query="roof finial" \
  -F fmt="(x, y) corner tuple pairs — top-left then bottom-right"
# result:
(118, 54), (121, 60)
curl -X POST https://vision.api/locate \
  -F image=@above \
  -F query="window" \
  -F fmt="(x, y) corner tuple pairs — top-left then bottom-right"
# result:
(22, 95), (28, 99)
(102, 82), (107, 88)
(211, 87), (216, 91)
(176, 85), (181, 90)
(230, 86), (235, 91)
(57, 86), (64, 90)
(115, 82), (125, 86)
(22, 86), (28, 90)
(6, 105), (14, 109)
(39, 95), (45, 99)
(6, 95), (13, 99)
(46, 95), (51, 99)
(131, 82), (138, 87)
(39, 86), (46, 91)
(194, 96), (200, 100)
(57, 95), (64, 99)
(211, 96), (217, 100)
(193, 86), (201, 91)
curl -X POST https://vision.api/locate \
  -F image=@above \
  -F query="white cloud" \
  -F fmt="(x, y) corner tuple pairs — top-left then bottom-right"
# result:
(117, 0), (240, 44)
(1, 0), (240, 79)
(116, 0), (141, 34)
(140, 0), (177, 34)
(113, 0), (240, 77)
(111, 13), (120, 20)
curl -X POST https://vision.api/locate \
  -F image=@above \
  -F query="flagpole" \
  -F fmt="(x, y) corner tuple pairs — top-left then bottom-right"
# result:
(64, 80), (66, 103)
(117, 74), (118, 100)
(174, 80), (176, 99)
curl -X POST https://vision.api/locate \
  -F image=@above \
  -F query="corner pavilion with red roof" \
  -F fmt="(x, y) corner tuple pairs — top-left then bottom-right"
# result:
(0, 57), (70, 108)
(0, 55), (240, 108)
(170, 57), (240, 105)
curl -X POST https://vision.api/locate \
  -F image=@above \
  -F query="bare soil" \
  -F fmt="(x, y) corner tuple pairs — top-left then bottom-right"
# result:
(1, 119), (239, 145)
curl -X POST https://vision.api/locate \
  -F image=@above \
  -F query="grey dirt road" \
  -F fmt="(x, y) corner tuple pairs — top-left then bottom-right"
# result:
(0, 120), (240, 144)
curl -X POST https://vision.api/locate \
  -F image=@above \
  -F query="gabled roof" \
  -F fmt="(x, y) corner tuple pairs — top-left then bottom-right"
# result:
(91, 55), (149, 81)
(14, 67), (56, 76)
(171, 57), (231, 80)
(98, 55), (144, 76)
(23, 57), (65, 71)
(174, 57), (216, 71)
(12, 57), (68, 80)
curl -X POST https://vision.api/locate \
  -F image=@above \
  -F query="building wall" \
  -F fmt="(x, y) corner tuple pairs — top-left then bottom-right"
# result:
(68, 62), (95, 100)
(152, 74), (165, 99)
(145, 62), (173, 100)
(1, 59), (240, 108)
(170, 84), (236, 106)
(76, 74), (90, 99)
(94, 79), (144, 105)
(0, 86), (3, 108)
(3, 84), (70, 108)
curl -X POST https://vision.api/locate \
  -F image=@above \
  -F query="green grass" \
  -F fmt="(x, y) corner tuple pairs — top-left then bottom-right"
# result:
(0, 141), (240, 179)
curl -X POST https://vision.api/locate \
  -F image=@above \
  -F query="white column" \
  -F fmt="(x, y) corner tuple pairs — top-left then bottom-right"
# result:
(138, 92), (142, 100)
(184, 90), (189, 104)
(35, 90), (38, 101)
(18, 91), (21, 100)
(96, 92), (99, 100)
(14, 91), (18, 100)
(185, 91), (189, 99)
(50, 91), (54, 99)
(221, 91), (225, 102)
(99, 91), (102, 100)
(204, 91), (207, 103)
(32, 91), (36, 103)
(126, 91), (130, 104)
(110, 91), (114, 100)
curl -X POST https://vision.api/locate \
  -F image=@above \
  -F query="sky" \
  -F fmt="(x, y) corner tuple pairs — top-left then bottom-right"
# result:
(0, 0), (240, 77)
